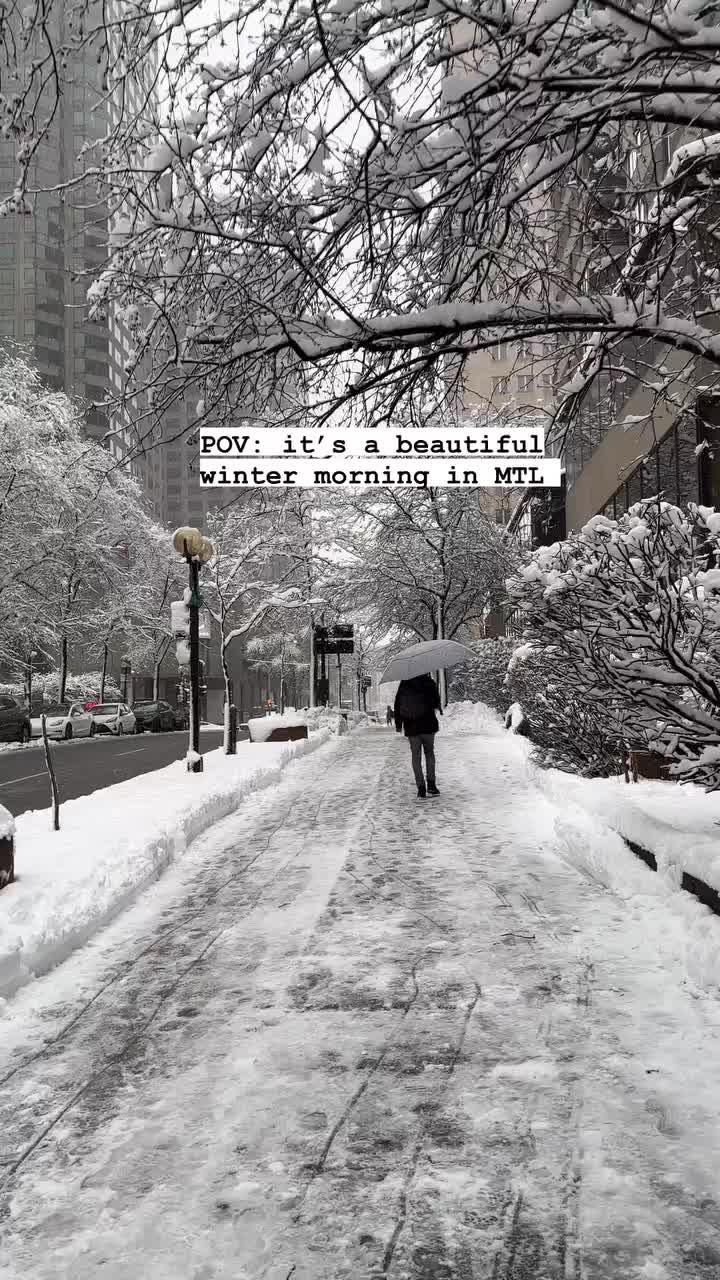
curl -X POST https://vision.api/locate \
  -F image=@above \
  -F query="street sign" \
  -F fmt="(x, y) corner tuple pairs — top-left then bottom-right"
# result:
(171, 599), (190, 637)
(176, 639), (190, 667)
(314, 622), (354, 655)
(198, 609), (211, 640)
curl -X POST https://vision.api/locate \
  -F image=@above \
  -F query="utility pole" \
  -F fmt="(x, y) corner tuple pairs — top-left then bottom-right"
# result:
(173, 526), (215, 774)
(26, 650), (37, 712)
(187, 555), (201, 771)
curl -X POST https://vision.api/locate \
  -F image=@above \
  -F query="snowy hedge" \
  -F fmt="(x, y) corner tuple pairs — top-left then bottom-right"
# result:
(504, 644), (625, 777)
(449, 637), (514, 715)
(507, 499), (720, 790)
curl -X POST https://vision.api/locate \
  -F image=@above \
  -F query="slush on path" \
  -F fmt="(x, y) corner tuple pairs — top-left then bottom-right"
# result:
(1, 710), (719, 1279)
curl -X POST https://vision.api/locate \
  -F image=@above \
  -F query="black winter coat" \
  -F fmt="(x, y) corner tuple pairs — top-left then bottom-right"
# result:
(394, 674), (442, 737)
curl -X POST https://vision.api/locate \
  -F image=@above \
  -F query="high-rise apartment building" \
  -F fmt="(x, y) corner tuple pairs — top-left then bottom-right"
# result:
(559, 124), (719, 531)
(0, 6), (131, 442)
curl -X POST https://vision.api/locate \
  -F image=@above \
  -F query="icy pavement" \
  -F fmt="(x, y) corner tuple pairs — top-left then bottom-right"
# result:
(1, 724), (720, 1279)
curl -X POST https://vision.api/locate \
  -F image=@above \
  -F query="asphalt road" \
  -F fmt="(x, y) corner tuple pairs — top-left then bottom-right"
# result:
(0, 728), (225, 817)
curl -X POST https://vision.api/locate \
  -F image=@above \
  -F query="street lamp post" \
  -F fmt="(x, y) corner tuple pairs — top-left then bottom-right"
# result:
(173, 526), (215, 774)
(120, 657), (131, 703)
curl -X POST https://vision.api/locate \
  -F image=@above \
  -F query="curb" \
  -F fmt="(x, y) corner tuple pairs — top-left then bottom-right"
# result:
(618, 834), (720, 919)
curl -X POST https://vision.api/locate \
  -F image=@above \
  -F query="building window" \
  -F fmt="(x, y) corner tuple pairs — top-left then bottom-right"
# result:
(697, 396), (720, 507)
(677, 413), (699, 506)
(657, 424), (679, 504)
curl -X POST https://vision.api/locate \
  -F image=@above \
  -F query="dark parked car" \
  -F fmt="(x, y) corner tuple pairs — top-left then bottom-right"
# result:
(0, 695), (31, 744)
(131, 700), (176, 733)
(0, 801), (14, 889)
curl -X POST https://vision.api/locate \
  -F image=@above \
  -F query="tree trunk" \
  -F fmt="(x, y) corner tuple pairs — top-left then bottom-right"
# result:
(41, 715), (60, 831)
(309, 627), (316, 707)
(100, 642), (108, 703)
(222, 642), (234, 754)
(299, 494), (316, 708)
(153, 659), (161, 701)
(59, 635), (68, 704)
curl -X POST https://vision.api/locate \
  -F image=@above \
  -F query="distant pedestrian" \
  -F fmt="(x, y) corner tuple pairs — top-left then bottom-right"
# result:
(385, 704), (394, 726)
(394, 674), (442, 798)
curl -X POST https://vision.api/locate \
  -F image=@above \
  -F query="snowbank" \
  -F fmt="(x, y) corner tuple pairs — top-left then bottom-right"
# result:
(0, 731), (334, 1001)
(451, 696), (720, 923)
(0, 803), (13, 841)
(305, 707), (370, 735)
(443, 699), (507, 736)
(450, 697), (720, 990)
(246, 708), (368, 742)
(543, 768), (720, 898)
(247, 711), (308, 742)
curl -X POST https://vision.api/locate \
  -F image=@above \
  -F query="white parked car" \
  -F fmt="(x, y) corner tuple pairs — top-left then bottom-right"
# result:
(91, 702), (137, 736)
(30, 702), (96, 741)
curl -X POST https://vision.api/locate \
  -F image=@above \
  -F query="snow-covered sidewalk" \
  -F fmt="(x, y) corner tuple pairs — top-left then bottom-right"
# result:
(2, 719), (720, 1279)
(0, 728), (336, 1001)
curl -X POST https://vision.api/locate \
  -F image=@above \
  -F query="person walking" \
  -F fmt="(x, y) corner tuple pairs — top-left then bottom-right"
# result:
(385, 704), (394, 726)
(394, 673), (442, 798)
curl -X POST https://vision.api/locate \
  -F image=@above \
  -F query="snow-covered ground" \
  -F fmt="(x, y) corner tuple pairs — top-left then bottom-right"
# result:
(447, 703), (720, 977)
(0, 728), (339, 1001)
(2, 717), (720, 1278)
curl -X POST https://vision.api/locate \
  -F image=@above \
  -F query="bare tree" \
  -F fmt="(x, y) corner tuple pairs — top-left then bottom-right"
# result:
(328, 486), (516, 639)
(205, 494), (316, 749)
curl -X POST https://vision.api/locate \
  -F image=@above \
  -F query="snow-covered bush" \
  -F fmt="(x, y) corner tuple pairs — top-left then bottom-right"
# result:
(507, 499), (720, 788)
(449, 637), (514, 715)
(504, 644), (625, 777)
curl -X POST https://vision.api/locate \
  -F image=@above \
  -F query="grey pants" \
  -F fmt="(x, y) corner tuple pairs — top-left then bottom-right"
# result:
(408, 733), (436, 788)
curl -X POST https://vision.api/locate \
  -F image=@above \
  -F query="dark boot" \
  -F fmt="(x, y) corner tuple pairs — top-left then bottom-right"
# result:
(417, 784), (426, 798)
(427, 784), (440, 796)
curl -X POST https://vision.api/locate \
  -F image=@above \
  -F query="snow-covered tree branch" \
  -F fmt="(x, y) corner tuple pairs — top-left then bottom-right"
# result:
(17, 0), (716, 449)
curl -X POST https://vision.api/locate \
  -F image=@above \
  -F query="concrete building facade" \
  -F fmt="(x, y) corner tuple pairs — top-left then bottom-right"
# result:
(559, 123), (720, 530)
